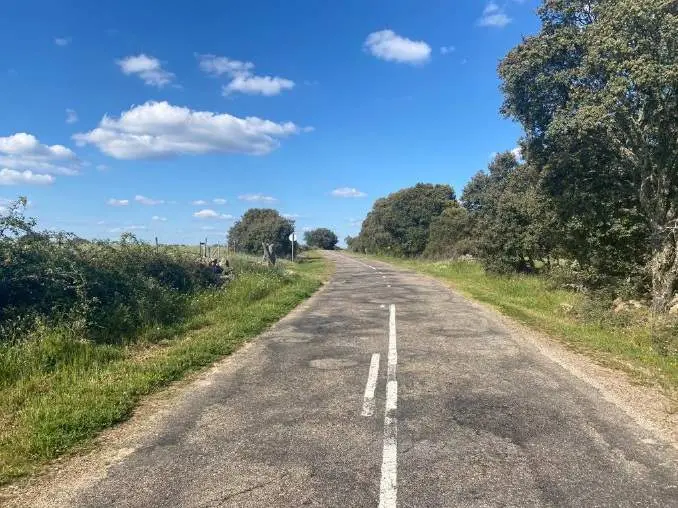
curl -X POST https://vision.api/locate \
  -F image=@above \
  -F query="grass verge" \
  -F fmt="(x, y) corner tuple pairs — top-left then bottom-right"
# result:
(0, 253), (328, 485)
(356, 254), (677, 402)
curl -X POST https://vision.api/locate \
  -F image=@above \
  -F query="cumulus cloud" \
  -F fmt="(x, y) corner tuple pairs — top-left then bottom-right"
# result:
(197, 55), (255, 77)
(238, 193), (277, 203)
(331, 187), (367, 198)
(66, 108), (78, 124)
(511, 146), (523, 160)
(54, 37), (71, 47)
(213, 198), (227, 205)
(192, 199), (208, 205)
(440, 46), (456, 55)
(152, 215), (167, 221)
(363, 30), (431, 64)
(478, 2), (512, 27)
(193, 209), (233, 220)
(116, 54), (175, 87)
(0, 133), (80, 179)
(107, 198), (129, 206)
(223, 75), (295, 97)
(198, 54), (295, 97)
(73, 101), (305, 159)
(0, 169), (54, 185)
(134, 194), (164, 206)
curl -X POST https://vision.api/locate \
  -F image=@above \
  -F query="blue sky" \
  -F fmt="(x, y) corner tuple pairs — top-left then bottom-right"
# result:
(0, 0), (538, 245)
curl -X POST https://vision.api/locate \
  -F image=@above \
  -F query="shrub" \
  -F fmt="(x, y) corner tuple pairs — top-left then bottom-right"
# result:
(0, 199), (224, 345)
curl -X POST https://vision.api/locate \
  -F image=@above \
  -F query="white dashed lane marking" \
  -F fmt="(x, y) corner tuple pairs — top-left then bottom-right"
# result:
(379, 304), (398, 508)
(361, 353), (381, 417)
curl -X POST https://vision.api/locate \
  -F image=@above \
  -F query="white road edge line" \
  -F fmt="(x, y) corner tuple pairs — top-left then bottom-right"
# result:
(379, 304), (398, 508)
(361, 353), (381, 417)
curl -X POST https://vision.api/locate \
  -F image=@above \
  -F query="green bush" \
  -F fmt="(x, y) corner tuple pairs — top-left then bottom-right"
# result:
(0, 199), (224, 345)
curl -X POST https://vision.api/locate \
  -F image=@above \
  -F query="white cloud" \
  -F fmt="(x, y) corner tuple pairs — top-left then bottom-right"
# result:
(193, 209), (233, 220)
(212, 198), (227, 205)
(198, 53), (295, 97)
(0, 133), (80, 179)
(283, 213), (300, 219)
(192, 199), (208, 205)
(511, 146), (523, 160)
(223, 75), (295, 96)
(364, 30), (431, 65)
(0, 169), (54, 185)
(66, 108), (78, 124)
(96, 164), (109, 171)
(134, 194), (164, 206)
(197, 55), (255, 77)
(440, 46), (456, 55)
(478, 2), (512, 27)
(238, 193), (277, 203)
(331, 187), (367, 198)
(116, 54), (175, 88)
(54, 37), (71, 47)
(200, 225), (216, 231)
(73, 101), (305, 159)
(107, 198), (129, 206)
(152, 215), (167, 221)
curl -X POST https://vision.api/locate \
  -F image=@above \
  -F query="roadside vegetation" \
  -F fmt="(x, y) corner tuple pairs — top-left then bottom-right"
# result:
(0, 200), (327, 484)
(227, 208), (296, 257)
(347, 1), (677, 397)
(304, 228), (339, 250)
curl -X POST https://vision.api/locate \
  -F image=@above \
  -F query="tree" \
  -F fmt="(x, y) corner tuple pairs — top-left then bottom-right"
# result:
(228, 209), (294, 257)
(353, 183), (456, 256)
(461, 152), (558, 273)
(499, 0), (678, 310)
(304, 228), (338, 250)
(423, 204), (477, 259)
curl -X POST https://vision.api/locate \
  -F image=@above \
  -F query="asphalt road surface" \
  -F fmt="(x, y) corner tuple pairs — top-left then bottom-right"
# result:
(67, 252), (677, 507)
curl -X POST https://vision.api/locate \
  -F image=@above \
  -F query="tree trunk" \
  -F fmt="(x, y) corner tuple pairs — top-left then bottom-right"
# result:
(649, 229), (678, 313)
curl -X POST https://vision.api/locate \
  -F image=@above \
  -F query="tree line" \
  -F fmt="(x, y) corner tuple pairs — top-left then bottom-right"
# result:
(348, 0), (678, 312)
(227, 209), (338, 255)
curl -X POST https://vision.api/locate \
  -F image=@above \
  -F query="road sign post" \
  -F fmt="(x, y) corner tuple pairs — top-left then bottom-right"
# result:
(289, 232), (297, 262)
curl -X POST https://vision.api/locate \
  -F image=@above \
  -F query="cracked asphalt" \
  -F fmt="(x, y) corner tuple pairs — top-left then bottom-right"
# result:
(65, 252), (677, 507)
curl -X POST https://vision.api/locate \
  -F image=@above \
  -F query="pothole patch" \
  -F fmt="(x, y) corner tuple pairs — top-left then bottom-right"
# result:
(310, 358), (358, 370)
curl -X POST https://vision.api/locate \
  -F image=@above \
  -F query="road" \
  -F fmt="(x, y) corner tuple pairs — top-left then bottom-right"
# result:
(56, 252), (678, 506)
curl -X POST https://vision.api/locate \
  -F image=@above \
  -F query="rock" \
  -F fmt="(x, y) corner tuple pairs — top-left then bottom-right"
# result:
(669, 303), (678, 315)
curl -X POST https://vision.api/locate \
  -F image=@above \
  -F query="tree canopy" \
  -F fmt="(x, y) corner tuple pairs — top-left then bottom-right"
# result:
(352, 183), (455, 257)
(499, 0), (678, 310)
(228, 209), (294, 257)
(304, 228), (339, 250)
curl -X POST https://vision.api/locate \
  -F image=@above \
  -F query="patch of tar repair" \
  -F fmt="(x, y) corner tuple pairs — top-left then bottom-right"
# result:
(310, 358), (358, 370)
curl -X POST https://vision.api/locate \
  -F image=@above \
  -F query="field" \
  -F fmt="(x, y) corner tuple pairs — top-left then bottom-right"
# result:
(357, 255), (678, 402)
(0, 250), (329, 485)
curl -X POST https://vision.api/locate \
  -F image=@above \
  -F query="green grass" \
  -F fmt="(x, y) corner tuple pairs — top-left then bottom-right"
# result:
(356, 254), (678, 402)
(0, 253), (328, 485)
